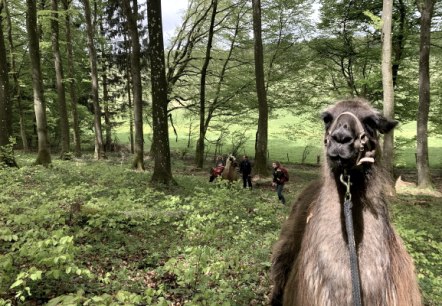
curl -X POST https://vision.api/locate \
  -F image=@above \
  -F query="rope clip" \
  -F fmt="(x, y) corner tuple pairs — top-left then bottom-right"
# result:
(340, 173), (352, 202)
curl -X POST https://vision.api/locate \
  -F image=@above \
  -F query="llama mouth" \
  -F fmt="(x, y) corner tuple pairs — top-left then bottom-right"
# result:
(327, 153), (357, 169)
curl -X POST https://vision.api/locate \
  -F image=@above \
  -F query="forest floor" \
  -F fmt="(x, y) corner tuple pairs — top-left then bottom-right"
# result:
(0, 153), (441, 305)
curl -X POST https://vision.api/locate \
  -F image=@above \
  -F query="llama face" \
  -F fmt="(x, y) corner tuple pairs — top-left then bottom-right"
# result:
(230, 156), (238, 168)
(226, 155), (238, 168)
(322, 99), (397, 171)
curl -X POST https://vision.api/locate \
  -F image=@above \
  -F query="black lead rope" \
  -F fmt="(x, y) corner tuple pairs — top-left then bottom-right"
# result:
(340, 174), (363, 306)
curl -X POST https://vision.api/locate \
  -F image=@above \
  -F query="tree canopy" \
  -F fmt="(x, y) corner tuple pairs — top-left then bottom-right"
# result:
(0, 0), (440, 174)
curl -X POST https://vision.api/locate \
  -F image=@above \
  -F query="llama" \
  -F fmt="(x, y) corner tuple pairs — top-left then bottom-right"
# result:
(221, 155), (239, 182)
(270, 99), (421, 306)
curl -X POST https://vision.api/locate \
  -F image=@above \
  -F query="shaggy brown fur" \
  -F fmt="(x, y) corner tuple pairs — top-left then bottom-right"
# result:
(221, 155), (239, 182)
(271, 99), (421, 306)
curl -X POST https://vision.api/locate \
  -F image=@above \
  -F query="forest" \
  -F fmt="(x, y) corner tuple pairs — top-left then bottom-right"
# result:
(0, 0), (441, 305)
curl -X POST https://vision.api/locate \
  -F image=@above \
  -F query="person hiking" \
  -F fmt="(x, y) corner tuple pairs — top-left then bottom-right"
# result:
(209, 156), (225, 182)
(239, 155), (252, 189)
(272, 161), (288, 205)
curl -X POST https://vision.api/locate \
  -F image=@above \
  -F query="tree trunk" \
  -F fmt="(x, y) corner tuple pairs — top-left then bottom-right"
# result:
(252, 0), (269, 176)
(392, 0), (406, 87)
(123, 33), (134, 154)
(26, 0), (51, 166)
(381, 0), (395, 177)
(416, 0), (434, 189)
(0, 1), (11, 149)
(103, 68), (112, 152)
(51, 0), (70, 157)
(83, 0), (105, 160)
(195, 0), (217, 169)
(100, 18), (111, 152)
(121, 0), (144, 170)
(62, 0), (81, 157)
(5, 0), (29, 152)
(147, 0), (174, 184)
(127, 71), (134, 154)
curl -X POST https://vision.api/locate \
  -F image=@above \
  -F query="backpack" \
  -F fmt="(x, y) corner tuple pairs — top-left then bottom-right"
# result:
(280, 167), (289, 182)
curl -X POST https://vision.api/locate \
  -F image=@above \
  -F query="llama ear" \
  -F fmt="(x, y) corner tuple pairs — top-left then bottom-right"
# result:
(321, 111), (333, 130)
(375, 114), (398, 134)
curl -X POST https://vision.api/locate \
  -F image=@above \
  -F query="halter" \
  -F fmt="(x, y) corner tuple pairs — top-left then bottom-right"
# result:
(325, 112), (375, 166)
(325, 111), (369, 305)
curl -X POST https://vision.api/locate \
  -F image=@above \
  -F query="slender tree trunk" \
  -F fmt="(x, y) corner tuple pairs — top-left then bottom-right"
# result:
(195, 0), (217, 169)
(127, 71), (134, 154)
(26, 0), (51, 166)
(62, 0), (81, 157)
(0, 1), (11, 149)
(121, 0), (144, 170)
(83, 0), (105, 159)
(102, 67), (111, 152)
(51, 0), (70, 157)
(147, 0), (174, 184)
(392, 0), (406, 87)
(381, 0), (395, 177)
(123, 33), (134, 154)
(100, 18), (111, 152)
(252, 0), (268, 176)
(5, 0), (29, 151)
(416, 0), (434, 189)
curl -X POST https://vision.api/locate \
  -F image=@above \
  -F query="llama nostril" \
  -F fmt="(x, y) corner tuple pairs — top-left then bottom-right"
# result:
(331, 129), (354, 144)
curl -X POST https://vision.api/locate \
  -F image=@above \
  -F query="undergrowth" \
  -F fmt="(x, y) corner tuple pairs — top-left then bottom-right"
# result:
(0, 154), (440, 305)
(0, 155), (286, 305)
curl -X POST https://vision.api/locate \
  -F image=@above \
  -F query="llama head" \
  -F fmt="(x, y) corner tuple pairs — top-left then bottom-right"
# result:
(322, 98), (397, 172)
(226, 155), (238, 168)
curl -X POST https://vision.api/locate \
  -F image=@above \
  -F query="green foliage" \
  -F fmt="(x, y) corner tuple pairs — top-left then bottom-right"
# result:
(0, 155), (440, 305)
(391, 196), (442, 305)
(0, 156), (287, 304)
(363, 10), (382, 30)
(0, 137), (17, 168)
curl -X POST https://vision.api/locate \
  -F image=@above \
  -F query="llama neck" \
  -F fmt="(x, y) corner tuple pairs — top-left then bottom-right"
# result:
(316, 162), (393, 246)
(321, 162), (391, 212)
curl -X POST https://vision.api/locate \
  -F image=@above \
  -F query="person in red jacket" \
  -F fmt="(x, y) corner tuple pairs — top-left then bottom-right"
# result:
(209, 156), (225, 182)
(272, 161), (287, 205)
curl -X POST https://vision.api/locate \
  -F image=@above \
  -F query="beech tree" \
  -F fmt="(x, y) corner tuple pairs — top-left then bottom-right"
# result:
(381, 0), (395, 175)
(83, 0), (106, 159)
(252, 0), (269, 176)
(416, 0), (435, 189)
(121, 0), (145, 170)
(0, 0), (12, 160)
(4, 0), (28, 152)
(195, 0), (218, 169)
(26, 0), (51, 166)
(51, 0), (70, 157)
(148, 0), (174, 184)
(61, 0), (81, 157)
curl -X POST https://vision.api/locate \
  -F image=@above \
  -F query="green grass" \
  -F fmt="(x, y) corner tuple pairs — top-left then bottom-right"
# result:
(113, 111), (442, 168)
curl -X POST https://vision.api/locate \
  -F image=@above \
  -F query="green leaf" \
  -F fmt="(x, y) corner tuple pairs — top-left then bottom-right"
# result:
(10, 279), (24, 289)
(30, 270), (42, 281)
(52, 270), (61, 279)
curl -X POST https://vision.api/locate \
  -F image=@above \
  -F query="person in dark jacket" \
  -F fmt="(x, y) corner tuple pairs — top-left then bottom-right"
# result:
(272, 161), (286, 204)
(239, 155), (252, 189)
